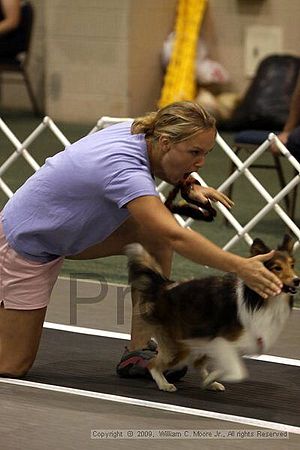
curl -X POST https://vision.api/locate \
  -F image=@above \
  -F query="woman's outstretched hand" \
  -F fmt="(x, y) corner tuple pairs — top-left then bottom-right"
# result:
(236, 251), (283, 299)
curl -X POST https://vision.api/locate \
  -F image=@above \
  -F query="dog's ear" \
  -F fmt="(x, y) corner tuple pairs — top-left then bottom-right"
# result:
(250, 238), (271, 256)
(277, 234), (294, 255)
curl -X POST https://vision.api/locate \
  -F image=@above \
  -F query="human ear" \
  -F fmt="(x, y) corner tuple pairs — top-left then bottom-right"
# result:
(158, 136), (170, 153)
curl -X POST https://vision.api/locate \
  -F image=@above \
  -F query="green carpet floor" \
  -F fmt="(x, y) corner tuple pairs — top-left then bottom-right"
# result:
(0, 110), (299, 305)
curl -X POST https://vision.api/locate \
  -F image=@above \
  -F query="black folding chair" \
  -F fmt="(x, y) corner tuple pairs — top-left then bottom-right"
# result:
(0, 1), (41, 115)
(221, 54), (300, 131)
(224, 55), (300, 222)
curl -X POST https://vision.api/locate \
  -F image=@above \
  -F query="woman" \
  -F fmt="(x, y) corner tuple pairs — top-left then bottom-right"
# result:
(271, 73), (300, 161)
(0, 101), (282, 378)
(0, 0), (26, 58)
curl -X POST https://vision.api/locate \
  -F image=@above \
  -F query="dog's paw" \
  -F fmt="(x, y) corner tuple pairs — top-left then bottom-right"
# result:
(159, 382), (177, 392)
(201, 369), (222, 389)
(221, 365), (248, 383)
(207, 381), (225, 391)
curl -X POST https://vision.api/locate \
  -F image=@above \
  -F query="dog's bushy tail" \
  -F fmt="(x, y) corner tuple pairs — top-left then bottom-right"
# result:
(126, 243), (168, 295)
(125, 244), (170, 322)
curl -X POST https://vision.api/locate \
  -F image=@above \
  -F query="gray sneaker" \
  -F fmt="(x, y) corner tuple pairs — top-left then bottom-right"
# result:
(116, 340), (188, 382)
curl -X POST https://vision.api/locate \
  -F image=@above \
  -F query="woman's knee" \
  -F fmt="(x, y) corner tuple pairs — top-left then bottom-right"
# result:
(0, 308), (45, 379)
(0, 360), (33, 378)
(143, 242), (173, 277)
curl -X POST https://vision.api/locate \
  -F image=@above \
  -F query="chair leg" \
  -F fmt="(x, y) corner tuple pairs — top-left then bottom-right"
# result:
(226, 158), (236, 201)
(224, 146), (240, 225)
(22, 68), (42, 116)
(0, 71), (2, 104)
(272, 154), (290, 211)
(289, 170), (299, 220)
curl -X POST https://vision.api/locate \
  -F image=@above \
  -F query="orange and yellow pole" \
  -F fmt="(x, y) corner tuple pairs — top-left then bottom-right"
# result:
(158, 0), (207, 108)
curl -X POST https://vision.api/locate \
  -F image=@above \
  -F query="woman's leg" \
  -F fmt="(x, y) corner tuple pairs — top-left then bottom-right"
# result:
(0, 211), (172, 378)
(69, 215), (173, 350)
(0, 306), (47, 377)
(0, 224), (63, 379)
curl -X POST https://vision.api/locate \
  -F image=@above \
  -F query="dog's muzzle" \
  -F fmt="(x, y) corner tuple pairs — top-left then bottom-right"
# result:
(282, 277), (300, 295)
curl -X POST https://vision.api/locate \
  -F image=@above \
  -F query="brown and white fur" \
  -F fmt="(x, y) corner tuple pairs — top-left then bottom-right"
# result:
(126, 235), (299, 392)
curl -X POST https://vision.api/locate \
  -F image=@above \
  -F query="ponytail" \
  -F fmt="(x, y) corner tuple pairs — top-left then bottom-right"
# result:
(131, 112), (157, 137)
(131, 101), (215, 143)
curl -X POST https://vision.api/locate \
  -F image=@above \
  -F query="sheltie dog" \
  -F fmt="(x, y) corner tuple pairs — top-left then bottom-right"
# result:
(126, 235), (299, 392)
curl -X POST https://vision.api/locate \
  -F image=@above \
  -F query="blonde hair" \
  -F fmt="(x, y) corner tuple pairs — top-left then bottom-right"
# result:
(131, 101), (216, 143)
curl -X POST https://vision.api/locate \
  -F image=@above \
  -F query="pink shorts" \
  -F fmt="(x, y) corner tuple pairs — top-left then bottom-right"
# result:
(0, 217), (64, 310)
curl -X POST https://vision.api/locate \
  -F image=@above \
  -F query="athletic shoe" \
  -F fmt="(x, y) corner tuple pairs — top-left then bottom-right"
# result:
(116, 340), (188, 382)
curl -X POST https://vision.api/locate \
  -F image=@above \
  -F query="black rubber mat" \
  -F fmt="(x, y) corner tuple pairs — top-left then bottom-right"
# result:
(26, 329), (300, 427)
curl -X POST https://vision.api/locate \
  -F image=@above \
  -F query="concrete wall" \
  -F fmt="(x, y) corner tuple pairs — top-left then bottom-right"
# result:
(128, 0), (176, 117)
(202, 0), (300, 95)
(44, 0), (176, 122)
(1, 0), (300, 122)
(45, 0), (130, 122)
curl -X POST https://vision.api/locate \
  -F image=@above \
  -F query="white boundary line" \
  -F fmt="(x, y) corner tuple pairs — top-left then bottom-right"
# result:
(0, 378), (299, 435)
(246, 354), (300, 367)
(43, 321), (300, 367)
(58, 275), (128, 288)
(44, 321), (131, 340)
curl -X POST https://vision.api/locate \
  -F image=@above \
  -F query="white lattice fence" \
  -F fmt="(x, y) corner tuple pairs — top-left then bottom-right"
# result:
(0, 115), (299, 252)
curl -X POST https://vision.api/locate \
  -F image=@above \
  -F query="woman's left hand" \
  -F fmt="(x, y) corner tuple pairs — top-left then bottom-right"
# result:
(192, 185), (234, 209)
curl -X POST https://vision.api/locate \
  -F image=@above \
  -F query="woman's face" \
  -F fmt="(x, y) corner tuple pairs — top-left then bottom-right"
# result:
(155, 128), (216, 184)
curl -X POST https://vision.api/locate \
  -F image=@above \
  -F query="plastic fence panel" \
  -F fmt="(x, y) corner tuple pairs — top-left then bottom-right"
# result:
(0, 116), (299, 252)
